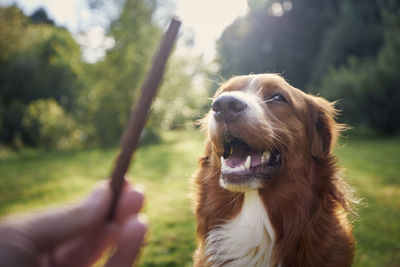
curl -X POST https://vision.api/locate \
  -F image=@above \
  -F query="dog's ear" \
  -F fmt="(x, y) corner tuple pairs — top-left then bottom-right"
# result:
(306, 97), (340, 158)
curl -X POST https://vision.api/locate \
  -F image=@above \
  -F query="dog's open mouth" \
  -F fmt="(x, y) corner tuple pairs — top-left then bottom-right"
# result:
(219, 137), (281, 190)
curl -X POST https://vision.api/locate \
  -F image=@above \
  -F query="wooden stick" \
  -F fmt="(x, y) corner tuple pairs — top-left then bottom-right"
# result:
(107, 18), (181, 220)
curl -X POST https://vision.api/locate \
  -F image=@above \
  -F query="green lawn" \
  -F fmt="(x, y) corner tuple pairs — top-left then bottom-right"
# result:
(336, 137), (400, 267)
(0, 131), (399, 266)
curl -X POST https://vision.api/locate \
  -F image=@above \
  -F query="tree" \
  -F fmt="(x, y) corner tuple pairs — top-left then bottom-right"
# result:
(79, 0), (162, 146)
(151, 56), (209, 131)
(319, 0), (400, 134)
(217, 0), (338, 89)
(0, 6), (84, 145)
(30, 7), (55, 25)
(22, 99), (82, 149)
(310, 0), (387, 86)
(216, 0), (398, 134)
(0, 6), (28, 62)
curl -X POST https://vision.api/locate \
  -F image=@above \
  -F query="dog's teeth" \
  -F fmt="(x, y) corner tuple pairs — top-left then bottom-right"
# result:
(261, 151), (271, 163)
(221, 157), (226, 168)
(220, 157), (229, 173)
(245, 155), (251, 170)
(221, 156), (251, 173)
(239, 164), (245, 171)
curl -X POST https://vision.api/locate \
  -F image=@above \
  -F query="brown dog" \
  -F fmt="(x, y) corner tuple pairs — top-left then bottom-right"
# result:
(193, 74), (355, 267)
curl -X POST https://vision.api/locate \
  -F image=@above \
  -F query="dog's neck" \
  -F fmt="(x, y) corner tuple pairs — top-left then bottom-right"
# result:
(205, 190), (276, 267)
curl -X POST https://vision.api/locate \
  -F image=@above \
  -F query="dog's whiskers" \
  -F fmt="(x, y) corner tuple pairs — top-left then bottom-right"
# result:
(205, 77), (225, 87)
(262, 99), (275, 104)
(256, 87), (264, 96)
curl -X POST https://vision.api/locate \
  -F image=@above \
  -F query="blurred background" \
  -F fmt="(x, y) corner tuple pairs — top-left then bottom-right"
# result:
(0, 0), (399, 266)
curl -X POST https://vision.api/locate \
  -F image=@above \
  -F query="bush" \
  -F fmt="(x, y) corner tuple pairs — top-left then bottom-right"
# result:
(151, 56), (209, 131)
(22, 99), (84, 149)
(318, 57), (373, 128)
(319, 56), (400, 134)
(318, 7), (400, 134)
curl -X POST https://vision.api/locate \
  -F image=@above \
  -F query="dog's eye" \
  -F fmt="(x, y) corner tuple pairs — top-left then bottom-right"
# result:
(266, 94), (287, 103)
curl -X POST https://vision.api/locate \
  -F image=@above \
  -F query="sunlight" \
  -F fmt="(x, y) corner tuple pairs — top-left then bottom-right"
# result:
(75, 27), (115, 63)
(175, 0), (248, 61)
(270, 2), (284, 17)
(270, 1), (293, 17)
(1, 0), (248, 63)
(1, 0), (84, 31)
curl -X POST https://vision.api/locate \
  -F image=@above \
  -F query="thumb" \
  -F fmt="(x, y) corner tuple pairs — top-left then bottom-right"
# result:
(2, 183), (111, 253)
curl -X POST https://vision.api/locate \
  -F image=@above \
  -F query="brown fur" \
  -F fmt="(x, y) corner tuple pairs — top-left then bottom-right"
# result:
(193, 74), (355, 266)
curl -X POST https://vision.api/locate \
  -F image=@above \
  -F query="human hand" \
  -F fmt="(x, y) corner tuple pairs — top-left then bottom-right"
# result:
(0, 179), (147, 267)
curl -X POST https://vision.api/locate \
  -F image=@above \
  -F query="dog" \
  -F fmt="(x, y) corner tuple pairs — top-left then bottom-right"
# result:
(193, 74), (355, 267)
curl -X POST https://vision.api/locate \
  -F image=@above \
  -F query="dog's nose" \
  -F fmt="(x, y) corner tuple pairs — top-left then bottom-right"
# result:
(212, 95), (247, 122)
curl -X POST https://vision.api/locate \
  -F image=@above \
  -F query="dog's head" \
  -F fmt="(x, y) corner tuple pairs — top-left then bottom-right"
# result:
(204, 74), (341, 192)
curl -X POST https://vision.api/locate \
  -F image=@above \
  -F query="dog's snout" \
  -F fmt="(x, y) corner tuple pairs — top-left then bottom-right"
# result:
(212, 95), (247, 122)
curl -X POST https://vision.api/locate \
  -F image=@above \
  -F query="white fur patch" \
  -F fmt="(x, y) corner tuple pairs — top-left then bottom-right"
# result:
(246, 75), (258, 92)
(209, 90), (266, 137)
(205, 191), (275, 267)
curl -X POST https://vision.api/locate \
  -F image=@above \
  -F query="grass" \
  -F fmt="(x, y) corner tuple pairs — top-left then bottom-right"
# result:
(0, 130), (203, 266)
(336, 137), (400, 267)
(0, 131), (399, 266)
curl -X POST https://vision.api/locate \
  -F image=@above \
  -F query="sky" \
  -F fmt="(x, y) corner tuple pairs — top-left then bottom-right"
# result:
(1, 0), (248, 63)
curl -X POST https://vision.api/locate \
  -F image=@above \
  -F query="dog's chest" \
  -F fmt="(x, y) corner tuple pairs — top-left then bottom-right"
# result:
(205, 191), (275, 267)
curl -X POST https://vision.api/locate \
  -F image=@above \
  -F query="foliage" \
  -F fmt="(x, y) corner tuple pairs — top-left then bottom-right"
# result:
(0, 2), (209, 149)
(0, 131), (399, 266)
(0, 6), (29, 62)
(310, 0), (386, 85)
(2, 0), (398, 149)
(22, 99), (83, 149)
(0, 6), (83, 146)
(216, 0), (399, 134)
(30, 8), (55, 25)
(78, 0), (162, 147)
(217, 0), (338, 89)
(80, 0), (209, 146)
(319, 1), (400, 134)
(151, 56), (209, 130)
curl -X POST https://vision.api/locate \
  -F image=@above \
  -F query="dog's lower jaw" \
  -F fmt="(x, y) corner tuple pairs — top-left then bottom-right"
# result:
(205, 190), (276, 267)
(219, 175), (262, 192)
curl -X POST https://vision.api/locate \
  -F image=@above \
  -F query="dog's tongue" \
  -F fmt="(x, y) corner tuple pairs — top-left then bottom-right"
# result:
(226, 142), (262, 168)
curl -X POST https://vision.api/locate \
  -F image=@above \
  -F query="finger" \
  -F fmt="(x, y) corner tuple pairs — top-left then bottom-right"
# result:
(114, 185), (144, 224)
(2, 182), (112, 253)
(50, 225), (118, 267)
(51, 186), (144, 266)
(0, 179), (144, 255)
(0, 233), (39, 267)
(104, 216), (147, 267)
